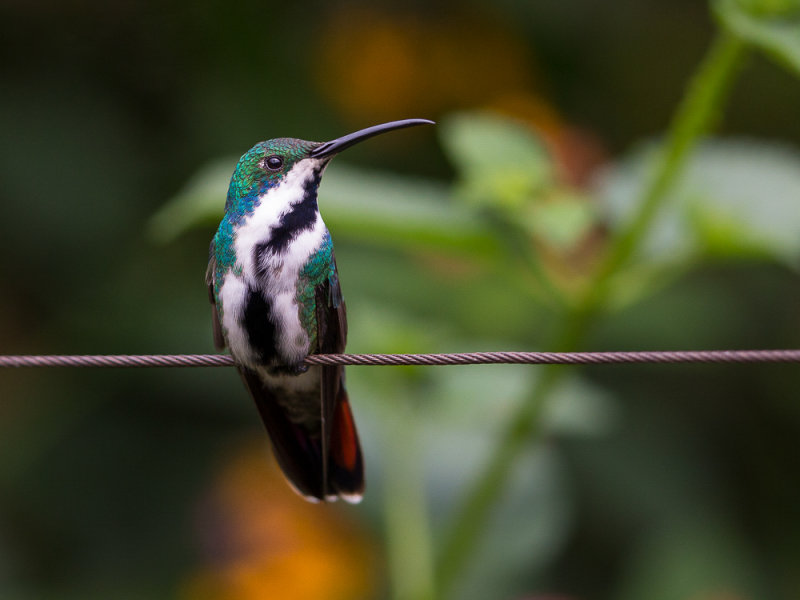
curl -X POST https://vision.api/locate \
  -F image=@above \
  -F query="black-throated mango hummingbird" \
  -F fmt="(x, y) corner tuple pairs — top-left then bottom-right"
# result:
(207, 119), (434, 502)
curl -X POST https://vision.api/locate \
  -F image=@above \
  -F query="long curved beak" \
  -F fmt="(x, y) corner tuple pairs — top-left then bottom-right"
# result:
(310, 118), (435, 159)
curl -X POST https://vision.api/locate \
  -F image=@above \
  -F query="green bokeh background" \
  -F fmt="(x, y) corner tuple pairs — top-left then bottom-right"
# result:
(2, 1), (800, 599)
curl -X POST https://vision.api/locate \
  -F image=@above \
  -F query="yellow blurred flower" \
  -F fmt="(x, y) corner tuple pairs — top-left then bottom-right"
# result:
(180, 444), (378, 600)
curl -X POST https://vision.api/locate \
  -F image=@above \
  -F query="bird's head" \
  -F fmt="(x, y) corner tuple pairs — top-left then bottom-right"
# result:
(225, 119), (434, 215)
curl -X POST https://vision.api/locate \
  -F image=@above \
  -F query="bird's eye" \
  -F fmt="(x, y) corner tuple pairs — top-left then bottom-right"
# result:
(264, 155), (283, 171)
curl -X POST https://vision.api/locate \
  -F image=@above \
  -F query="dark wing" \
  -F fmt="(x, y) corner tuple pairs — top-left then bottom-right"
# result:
(206, 240), (226, 350)
(316, 251), (364, 500)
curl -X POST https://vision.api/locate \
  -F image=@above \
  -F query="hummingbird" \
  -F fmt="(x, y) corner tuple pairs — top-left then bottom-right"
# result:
(206, 119), (434, 503)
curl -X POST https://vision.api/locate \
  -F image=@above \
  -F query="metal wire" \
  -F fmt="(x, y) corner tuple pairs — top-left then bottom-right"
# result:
(1, 349), (799, 368)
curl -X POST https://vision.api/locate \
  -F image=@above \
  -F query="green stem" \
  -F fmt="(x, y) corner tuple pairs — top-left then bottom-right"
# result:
(435, 366), (562, 593)
(435, 31), (747, 597)
(580, 29), (746, 315)
(385, 397), (436, 600)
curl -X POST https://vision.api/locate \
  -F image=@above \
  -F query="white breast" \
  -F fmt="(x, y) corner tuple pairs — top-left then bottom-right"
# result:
(220, 158), (328, 368)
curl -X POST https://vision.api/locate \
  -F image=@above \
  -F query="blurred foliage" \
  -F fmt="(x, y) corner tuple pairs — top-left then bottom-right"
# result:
(715, 0), (800, 74)
(598, 139), (800, 307)
(2, 1), (800, 600)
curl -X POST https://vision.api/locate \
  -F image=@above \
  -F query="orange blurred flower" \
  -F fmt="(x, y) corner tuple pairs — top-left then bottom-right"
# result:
(314, 9), (535, 122)
(180, 444), (378, 600)
(313, 8), (606, 187)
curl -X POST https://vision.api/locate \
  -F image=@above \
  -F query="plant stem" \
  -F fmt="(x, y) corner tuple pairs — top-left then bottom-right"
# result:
(385, 397), (436, 600)
(435, 31), (747, 597)
(435, 365), (562, 594)
(579, 29), (747, 315)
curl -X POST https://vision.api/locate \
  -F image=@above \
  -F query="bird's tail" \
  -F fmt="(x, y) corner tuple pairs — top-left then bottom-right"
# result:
(239, 366), (364, 503)
(327, 383), (364, 502)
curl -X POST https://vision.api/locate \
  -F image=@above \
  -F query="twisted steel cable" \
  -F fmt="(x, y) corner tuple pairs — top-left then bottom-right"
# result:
(1, 349), (799, 369)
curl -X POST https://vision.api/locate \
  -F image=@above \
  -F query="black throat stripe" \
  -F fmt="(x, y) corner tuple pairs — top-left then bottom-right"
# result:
(260, 167), (322, 257)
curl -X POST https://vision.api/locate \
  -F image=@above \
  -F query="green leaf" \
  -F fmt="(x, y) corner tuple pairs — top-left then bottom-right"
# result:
(543, 377), (620, 437)
(439, 111), (551, 177)
(439, 111), (553, 210)
(715, 0), (800, 75)
(523, 189), (596, 251)
(600, 138), (800, 263)
(318, 166), (501, 259)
